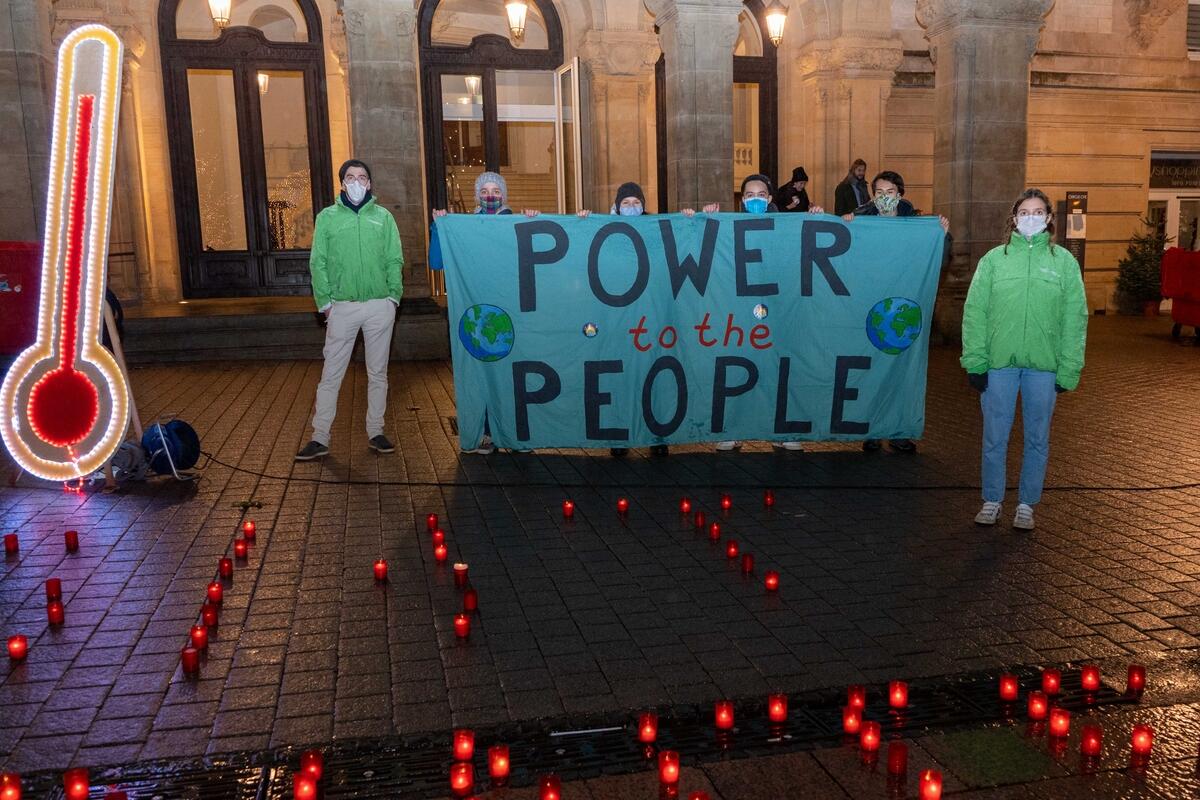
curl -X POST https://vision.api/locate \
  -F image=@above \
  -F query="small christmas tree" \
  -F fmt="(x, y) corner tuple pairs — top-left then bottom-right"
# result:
(1116, 218), (1171, 311)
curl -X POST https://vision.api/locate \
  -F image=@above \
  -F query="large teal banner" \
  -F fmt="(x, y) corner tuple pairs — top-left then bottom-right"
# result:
(437, 212), (945, 450)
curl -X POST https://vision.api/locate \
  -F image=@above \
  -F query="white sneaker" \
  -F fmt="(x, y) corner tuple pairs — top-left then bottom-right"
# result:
(463, 435), (495, 455)
(715, 440), (741, 451)
(974, 501), (1002, 526)
(1013, 503), (1035, 530)
(773, 441), (803, 451)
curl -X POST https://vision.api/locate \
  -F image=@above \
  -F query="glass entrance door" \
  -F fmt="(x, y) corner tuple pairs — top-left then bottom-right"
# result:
(1147, 194), (1200, 251)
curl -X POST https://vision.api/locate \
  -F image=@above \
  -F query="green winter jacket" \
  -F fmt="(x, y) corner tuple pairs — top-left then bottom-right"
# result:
(309, 196), (403, 311)
(960, 231), (1088, 390)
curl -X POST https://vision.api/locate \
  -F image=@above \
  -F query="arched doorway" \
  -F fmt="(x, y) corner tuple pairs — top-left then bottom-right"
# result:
(159, 0), (334, 297)
(655, 0), (778, 211)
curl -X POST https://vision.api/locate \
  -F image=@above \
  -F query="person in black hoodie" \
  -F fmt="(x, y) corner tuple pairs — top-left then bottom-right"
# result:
(774, 167), (811, 213)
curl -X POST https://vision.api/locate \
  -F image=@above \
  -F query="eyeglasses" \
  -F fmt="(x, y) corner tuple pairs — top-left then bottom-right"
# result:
(344, 175), (370, 185)
(1016, 210), (1046, 218)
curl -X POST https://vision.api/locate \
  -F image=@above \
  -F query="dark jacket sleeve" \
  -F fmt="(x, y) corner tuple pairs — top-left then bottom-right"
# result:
(834, 182), (857, 216)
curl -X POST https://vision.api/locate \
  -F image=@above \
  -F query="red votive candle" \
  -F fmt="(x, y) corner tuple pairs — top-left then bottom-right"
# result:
(1, 772), (22, 800)
(105, 790), (127, 800)
(201, 602), (219, 627)
(47, 601), (64, 625)
(2, 534), (15, 554)
(562, 500), (574, 520)
(763, 489), (774, 507)
(434, 543), (448, 562)
(847, 684), (866, 709)
(688, 794), (711, 800)
(374, 558), (388, 582)
(1131, 724), (1154, 756)
(658, 750), (680, 786)
(714, 699), (734, 730)
(218, 558), (233, 579)
(1027, 690), (1048, 720)
(300, 748), (324, 780)
(886, 741), (908, 775)
(860, 720), (881, 752)
(768, 693), (787, 723)
(7, 635), (28, 661)
(449, 762), (473, 798)
(721, 493), (732, 511)
(679, 497), (691, 514)
(740, 553), (754, 574)
(206, 581), (223, 603)
(539, 774), (561, 800)
(427, 513), (438, 531)
(1042, 668), (1061, 695)
(463, 587), (478, 612)
(488, 744), (510, 781)
(63, 768), (88, 800)
(999, 673), (1018, 702)
(453, 563), (469, 587)
(637, 711), (658, 743)
(292, 775), (316, 800)
(432, 529), (445, 547)
(889, 681), (908, 709)
(452, 728), (474, 760)
(234, 539), (248, 559)
(1049, 707), (1070, 737)
(454, 613), (470, 639)
(1127, 664), (1146, 694)
(1081, 664), (1100, 692)
(725, 540), (739, 558)
(764, 570), (780, 591)
(64, 530), (79, 552)
(45, 578), (62, 601)
(189, 624), (208, 650)
(842, 706), (861, 734)
(708, 522), (721, 541)
(693, 511), (706, 529)
(919, 769), (942, 800)
(616, 497), (629, 514)
(242, 520), (256, 540)
(180, 645), (199, 674)
(1081, 724), (1103, 757)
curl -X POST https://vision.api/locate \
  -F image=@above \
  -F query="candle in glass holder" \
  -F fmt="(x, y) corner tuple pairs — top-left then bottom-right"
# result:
(693, 511), (706, 529)
(1027, 691), (1048, 720)
(1049, 707), (1070, 737)
(63, 769), (88, 800)
(463, 587), (478, 612)
(219, 558), (233, 579)
(637, 711), (658, 743)
(1081, 724), (1103, 757)
(847, 685), (866, 709)
(300, 749), (324, 780)
(7, 635), (28, 661)
(189, 624), (208, 650)
(708, 522), (721, 541)
(201, 602), (218, 627)
(562, 500), (575, 520)
(680, 497), (691, 514)
(886, 741), (908, 775)
(1042, 668), (1061, 695)
(688, 794), (711, 800)
(1, 772), (21, 800)
(2, 533), (15, 554)
(764, 571), (780, 591)
(1081, 664), (1100, 692)
(539, 774), (561, 800)
(206, 581), (223, 603)
(919, 769), (942, 800)
(860, 720), (881, 753)
(47, 601), (64, 625)
(234, 539), (248, 559)
(714, 700), (734, 730)
(45, 578), (62, 601)
(488, 745), (510, 781)
(292, 775), (316, 800)
(180, 645), (199, 674)
(449, 762), (473, 798)
(453, 563), (469, 587)
(725, 540), (739, 558)
(768, 693), (787, 723)
(889, 681), (908, 709)
(374, 558), (388, 582)
(999, 673), (1018, 702)
(658, 750), (680, 786)
(616, 497), (629, 514)
(427, 513), (438, 531)
(434, 543), (448, 563)
(453, 728), (474, 760)
(721, 494), (732, 511)
(1127, 664), (1146, 694)
(242, 520), (256, 540)
(763, 489), (774, 507)
(64, 530), (79, 552)
(842, 706), (861, 734)
(1131, 724), (1154, 756)
(432, 529), (445, 547)
(454, 613), (470, 639)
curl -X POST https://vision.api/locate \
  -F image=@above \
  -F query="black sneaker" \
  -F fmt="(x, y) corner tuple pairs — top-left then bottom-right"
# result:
(368, 435), (395, 454)
(862, 439), (882, 452)
(610, 448), (629, 458)
(296, 441), (329, 461)
(889, 438), (916, 453)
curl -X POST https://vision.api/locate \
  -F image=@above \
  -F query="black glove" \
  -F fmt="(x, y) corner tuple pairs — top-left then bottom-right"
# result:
(968, 372), (988, 393)
(1055, 384), (1067, 394)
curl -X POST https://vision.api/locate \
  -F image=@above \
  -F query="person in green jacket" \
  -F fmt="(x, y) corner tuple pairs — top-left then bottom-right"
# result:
(961, 188), (1088, 530)
(296, 159), (403, 461)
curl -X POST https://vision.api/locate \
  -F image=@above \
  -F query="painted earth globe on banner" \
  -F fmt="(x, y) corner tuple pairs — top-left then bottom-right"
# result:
(458, 304), (515, 362)
(865, 297), (922, 355)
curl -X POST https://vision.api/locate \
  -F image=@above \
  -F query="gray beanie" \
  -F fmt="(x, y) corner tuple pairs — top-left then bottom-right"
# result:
(475, 171), (508, 200)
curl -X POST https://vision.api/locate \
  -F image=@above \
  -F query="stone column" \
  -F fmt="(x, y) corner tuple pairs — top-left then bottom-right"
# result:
(645, 0), (743, 210)
(341, 0), (430, 303)
(916, 0), (1053, 337)
(0, 0), (54, 241)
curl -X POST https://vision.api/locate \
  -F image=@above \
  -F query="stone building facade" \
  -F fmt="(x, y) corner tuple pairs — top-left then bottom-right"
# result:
(3, 0), (1200, 346)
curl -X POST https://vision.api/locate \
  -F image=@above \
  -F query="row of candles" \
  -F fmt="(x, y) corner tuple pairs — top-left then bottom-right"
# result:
(182, 519), (258, 675)
(5, 530), (81, 662)
(420, 514), (478, 639)
(3, 529), (80, 555)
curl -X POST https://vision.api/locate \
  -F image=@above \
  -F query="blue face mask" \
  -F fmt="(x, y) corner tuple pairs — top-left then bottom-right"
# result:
(743, 197), (769, 215)
(618, 204), (643, 216)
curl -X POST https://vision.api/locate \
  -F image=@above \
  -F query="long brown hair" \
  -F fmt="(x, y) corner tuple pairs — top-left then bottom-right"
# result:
(1002, 188), (1057, 255)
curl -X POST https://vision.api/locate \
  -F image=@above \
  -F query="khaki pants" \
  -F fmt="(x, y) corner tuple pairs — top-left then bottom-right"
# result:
(310, 298), (396, 444)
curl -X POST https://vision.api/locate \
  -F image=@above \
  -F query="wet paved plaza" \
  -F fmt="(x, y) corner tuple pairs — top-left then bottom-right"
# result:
(1, 315), (1200, 797)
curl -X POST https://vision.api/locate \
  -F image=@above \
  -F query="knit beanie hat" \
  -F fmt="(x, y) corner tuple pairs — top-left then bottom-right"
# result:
(475, 171), (508, 200)
(613, 182), (645, 209)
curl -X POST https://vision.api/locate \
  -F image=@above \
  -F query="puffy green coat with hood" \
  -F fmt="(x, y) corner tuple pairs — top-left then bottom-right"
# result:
(309, 196), (404, 311)
(960, 231), (1088, 390)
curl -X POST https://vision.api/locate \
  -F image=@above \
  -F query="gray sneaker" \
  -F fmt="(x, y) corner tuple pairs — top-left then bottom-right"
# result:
(368, 435), (395, 454)
(295, 441), (329, 461)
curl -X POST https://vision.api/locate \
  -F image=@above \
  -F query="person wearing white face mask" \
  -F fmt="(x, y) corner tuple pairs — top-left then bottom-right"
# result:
(297, 159), (403, 461)
(961, 188), (1088, 531)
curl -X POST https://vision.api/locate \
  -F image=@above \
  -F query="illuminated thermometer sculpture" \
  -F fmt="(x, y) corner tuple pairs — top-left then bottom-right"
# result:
(0, 25), (130, 481)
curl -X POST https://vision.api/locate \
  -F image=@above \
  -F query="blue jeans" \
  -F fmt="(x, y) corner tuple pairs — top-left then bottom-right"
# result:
(980, 367), (1057, 506)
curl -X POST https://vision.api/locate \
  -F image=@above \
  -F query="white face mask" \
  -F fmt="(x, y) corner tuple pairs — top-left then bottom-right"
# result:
(1015, 215), (1047, 237)
(344, 181), (368, 204)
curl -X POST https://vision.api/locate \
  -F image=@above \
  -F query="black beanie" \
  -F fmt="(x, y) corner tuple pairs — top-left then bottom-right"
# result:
(790, 167), (809, 183)
(614, 182), (645, 209)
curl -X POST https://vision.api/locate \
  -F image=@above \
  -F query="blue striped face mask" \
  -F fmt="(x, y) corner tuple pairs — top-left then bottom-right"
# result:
(743, 197), (769, 214)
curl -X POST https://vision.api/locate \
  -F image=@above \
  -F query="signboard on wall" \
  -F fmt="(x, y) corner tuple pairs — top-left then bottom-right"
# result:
(1150, 154), (1200, 189)
(1059, 191), (1087, 268)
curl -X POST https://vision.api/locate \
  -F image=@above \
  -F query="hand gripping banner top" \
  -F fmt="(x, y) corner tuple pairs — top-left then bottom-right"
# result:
(437, 212), (945, 451)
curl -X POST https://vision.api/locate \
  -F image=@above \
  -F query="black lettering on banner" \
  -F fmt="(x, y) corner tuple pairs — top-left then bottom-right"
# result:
(774, 357), (813, 434)
(584, 360), (629, 440)
(711, 356), (759, 433)
(734, 218), (778, 296)
(513, 361), (562, 441)
(516, 220), (569, 312)
(660, 218), (718, 298)
(642, 356), (688, 437)
(831, 355), (871, 434)
(588, 222), (650, 307)
(800, 220), (851, 296)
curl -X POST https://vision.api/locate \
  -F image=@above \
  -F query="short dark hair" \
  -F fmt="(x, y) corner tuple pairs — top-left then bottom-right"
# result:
(871, 170), (905, 196)
(338, 159), (372, 183)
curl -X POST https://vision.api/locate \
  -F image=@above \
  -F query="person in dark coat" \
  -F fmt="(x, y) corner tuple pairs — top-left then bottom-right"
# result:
(774, 166), (811, 213)
(834, 159), (869, 216)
